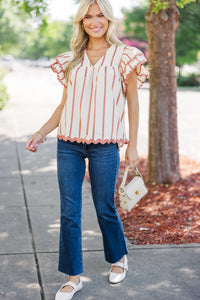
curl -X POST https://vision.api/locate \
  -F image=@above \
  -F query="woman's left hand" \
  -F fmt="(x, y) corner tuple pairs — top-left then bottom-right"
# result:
(125, 144), (139, 170)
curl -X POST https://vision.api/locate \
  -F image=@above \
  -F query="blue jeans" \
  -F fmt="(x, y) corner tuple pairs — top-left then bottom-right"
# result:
(57, 139), (128, 276)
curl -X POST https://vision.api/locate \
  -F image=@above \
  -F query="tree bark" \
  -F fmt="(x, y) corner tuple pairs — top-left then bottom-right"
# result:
(145, 0), (180, 184)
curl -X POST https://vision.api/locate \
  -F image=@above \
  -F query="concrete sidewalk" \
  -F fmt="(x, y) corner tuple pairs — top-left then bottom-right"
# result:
(0, 64), (200, 300)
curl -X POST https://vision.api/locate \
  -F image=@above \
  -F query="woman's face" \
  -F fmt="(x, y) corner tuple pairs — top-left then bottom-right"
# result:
(82, 3), (109, 39)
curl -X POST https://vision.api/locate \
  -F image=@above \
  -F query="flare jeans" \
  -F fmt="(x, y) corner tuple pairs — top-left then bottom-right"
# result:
(57, 139), (128, 276)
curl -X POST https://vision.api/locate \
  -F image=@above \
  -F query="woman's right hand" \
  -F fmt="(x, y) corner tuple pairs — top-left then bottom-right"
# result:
(26, 132), (43, 152)
(26, 87), (67, 153)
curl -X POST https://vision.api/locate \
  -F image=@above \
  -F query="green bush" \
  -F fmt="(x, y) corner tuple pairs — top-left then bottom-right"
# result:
(0, 66), (9, 109)
(177, 73), (200, 87)
(0, 82), (9, 110)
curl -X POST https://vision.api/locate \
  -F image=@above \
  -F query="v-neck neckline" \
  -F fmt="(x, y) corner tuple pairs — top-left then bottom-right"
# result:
(84, 45), (114, 67)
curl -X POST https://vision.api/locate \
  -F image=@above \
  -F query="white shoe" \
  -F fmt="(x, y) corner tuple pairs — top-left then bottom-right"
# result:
(109, 255), (128, 284)
(55, 280), (83, 300)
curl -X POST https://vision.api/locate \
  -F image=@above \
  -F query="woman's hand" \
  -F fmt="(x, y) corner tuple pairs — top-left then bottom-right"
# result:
(125, 144), (139, 170)
(26, 87), (67, 153)
(26, 132), (43, 152)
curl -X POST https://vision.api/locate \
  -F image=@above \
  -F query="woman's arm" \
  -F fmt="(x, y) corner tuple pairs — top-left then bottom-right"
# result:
(125, 70), (140, 170)
(26, 87), (67, 152)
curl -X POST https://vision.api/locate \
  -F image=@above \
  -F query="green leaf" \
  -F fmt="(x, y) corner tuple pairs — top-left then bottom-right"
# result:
(152, 0), (170, 14)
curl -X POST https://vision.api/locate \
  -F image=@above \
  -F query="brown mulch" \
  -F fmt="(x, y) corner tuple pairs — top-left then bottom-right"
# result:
(115, 155), (200, 245)
(85, 155), (200, 245)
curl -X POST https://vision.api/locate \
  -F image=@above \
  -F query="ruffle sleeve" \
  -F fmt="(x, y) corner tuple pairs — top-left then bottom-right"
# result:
(119, 46), (149, 94)
(50, 51), (73, 88)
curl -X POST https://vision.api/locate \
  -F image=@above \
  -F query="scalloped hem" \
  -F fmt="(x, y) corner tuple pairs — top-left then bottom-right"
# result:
(57, 135), (129, 147)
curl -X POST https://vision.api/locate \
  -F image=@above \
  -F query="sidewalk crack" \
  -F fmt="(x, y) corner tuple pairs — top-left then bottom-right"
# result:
(14, 137), (46, 300)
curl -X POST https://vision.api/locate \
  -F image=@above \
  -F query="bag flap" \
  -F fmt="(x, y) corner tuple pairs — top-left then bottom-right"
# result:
(125, 176), (147, 199)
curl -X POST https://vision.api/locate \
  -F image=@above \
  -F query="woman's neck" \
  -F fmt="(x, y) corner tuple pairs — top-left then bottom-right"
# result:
(87, 37), (110, 50)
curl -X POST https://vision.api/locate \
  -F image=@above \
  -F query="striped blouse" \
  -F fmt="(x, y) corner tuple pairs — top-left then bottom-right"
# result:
(50, 44), (148, 146)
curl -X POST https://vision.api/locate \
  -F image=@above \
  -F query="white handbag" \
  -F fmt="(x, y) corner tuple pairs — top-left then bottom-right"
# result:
(119, 166), (148, 212)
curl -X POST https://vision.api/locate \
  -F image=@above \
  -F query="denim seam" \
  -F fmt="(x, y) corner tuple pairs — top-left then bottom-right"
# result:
(113, 148), (127, 260)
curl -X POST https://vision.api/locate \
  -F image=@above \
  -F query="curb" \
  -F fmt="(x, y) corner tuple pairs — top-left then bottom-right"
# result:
(127, 241), (200, 250)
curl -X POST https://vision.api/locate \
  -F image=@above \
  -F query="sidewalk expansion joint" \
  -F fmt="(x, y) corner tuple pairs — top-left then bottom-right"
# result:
(0, 252), (34, 256)
(14, 138), (46, 300)
(1, 242), (199, 257)
(127, 243), (200, 250)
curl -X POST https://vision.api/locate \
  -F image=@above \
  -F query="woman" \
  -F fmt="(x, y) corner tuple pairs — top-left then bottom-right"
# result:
(26, 0), (148, 299)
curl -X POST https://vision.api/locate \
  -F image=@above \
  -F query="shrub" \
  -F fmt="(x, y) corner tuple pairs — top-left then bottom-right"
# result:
(0, 82), (9, 110)
(0, 66), (9, 109)
(177, 73), (200, 87)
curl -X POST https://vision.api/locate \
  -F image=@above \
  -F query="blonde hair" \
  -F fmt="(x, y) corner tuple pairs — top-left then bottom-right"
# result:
(64, 0), (123, 83)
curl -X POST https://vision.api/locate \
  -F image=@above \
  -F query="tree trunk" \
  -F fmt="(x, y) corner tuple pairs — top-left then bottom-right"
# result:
(145, 0), (180, 184)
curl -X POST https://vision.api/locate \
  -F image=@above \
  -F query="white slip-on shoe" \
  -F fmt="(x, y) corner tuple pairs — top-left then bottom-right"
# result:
(55, 279), (83, 300)
(109, 255), (128, 284)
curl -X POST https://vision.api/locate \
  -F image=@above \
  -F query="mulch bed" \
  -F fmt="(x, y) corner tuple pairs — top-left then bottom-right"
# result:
(86, 155), (200, 245)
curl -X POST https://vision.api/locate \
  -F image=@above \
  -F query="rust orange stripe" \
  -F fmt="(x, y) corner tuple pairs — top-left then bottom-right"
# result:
(92, 67), (100, 139)
(116, 108), (125, 137)
(112, 67), (116, 90)
(102, 67), (107, 140)
(81, 55), (85, 67)
(69, 67), (81, 137)
(100, 52), (106, 66)
(111, 97), (115, 139)
(116, 118), (120, 137)
(86, 67), (94, 137)
(79, 67), (88, 138)
(121, 109), (125, 122)
(116, 89), (121, 106)
(110, 46), (117, 66)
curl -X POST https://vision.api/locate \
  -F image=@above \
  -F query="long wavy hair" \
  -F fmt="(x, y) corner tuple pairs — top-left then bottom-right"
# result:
(64, 0), (123, 83)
